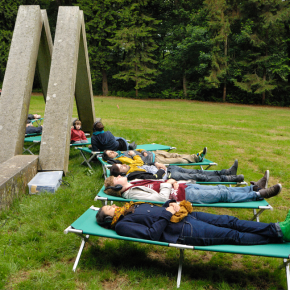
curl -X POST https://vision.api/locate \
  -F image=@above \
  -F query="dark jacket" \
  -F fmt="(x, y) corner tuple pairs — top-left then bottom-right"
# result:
(26, 126), (42, 135)
(115, 200), (184, 243)
(126, 169), (165, 181)
(91, 131), (119, 151)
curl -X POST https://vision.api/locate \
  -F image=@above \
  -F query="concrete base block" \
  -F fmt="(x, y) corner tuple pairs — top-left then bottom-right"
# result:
(0, 155), (38, 212)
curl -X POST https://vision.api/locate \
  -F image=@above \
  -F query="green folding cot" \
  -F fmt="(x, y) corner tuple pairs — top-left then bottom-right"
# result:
(94, 185), (271, 222)
(64, 206), (290, 289)
(31, 117), (43, 126)
(23, 136), (91, 155)
(77, 143), (178, 170)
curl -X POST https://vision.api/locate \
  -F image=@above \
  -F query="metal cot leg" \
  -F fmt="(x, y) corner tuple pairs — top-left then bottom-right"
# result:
(73, 234), (90, 272)
(285, 259), (290, 290)
(177, 249), (184, 288)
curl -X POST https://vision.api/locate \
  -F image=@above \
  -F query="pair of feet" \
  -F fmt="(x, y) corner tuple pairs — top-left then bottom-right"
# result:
(250, 170), (282, 199)
(196, 147), (207, 162)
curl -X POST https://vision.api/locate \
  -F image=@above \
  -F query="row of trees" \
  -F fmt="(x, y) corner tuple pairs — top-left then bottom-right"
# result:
(1, 0), (290, 105)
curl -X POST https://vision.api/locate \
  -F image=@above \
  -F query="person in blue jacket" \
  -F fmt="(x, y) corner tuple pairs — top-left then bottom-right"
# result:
(91, 121), (136, 151)
(96, 200), (290, 246)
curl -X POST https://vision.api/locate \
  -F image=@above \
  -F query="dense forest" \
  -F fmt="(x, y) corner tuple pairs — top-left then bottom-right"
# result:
(1, 0), (290, 105)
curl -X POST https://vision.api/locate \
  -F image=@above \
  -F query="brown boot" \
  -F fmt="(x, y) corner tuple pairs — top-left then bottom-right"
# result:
(250, 170), (269, 189)
(259, 184), (282, 199)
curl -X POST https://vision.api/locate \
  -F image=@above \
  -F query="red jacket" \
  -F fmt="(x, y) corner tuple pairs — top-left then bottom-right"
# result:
(71, 128), (87, 142)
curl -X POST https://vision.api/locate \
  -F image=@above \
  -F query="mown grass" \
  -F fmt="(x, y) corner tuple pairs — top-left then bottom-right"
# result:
(1, 95), (290, 289)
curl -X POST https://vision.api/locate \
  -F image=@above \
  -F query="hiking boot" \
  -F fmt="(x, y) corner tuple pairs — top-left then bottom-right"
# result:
(250, 170), (269, 189)
(221, 159), (238, 175)
(128, 142), (137, 150)
(197, 147), (207, 162)
(223, 174), (244, 182)
(259, 184), (282, 199)
(279, 209), (290, 242)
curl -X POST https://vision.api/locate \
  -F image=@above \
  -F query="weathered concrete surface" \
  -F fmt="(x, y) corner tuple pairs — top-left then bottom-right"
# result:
(37, 10), (53, 102)
(0, 6), (42, 163)
(0, 155), (38, 212)
(39, 6), (81, 173)
(75, 10), (96, 134)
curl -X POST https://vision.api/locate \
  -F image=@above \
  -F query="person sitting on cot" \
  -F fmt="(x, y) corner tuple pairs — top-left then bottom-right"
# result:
(102, 147), (207, 165)
(25, 121), (42, 135)
(91, 121), (137, 152)
(27, 113), (41, 121)
(110, 159), (244, 183)
(103, 170), (281, 204)
(96, 199), (290, 246)
(71, 119), (88, 144)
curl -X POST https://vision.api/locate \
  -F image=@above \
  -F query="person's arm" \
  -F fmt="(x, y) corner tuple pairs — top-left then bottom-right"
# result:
(115, 209), (173, 241)
(80, 130), (87, 141)
(117, 155), (144, 166)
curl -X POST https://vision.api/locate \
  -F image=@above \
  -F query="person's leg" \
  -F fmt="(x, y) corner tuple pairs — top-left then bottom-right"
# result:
(178, 213), (282, 246)
(80, 140), (88, 143)
(115, 137), (129, 150)
(155, 150), (198, 164)
(185, 184), (259, 203)
(73, 140), (82, 144)
(168, 165), (222, 182)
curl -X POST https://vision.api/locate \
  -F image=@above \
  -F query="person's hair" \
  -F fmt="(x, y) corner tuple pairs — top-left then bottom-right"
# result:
(104, 176), (122, 197)
(110, 164), (122, 177)
(96, 207), (112, 229)
(102, 150), (112, 161)
(93, 121), (104, 132)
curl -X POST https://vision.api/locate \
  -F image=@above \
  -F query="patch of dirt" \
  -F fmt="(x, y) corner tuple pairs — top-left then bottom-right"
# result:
(102, 276), (128, 290)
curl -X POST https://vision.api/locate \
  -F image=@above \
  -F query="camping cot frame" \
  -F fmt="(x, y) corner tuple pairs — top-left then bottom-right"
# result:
(76, 143), (178, 170)
(23, 136), (91, 155)
(94, 185), (272, 222)
(64, 206), (290, 289)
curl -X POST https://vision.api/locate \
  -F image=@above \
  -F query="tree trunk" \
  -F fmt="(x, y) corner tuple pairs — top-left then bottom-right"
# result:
(262, 70), (266, 104)
(102, 69), (108, 96)
(285, 23), (290, 83)
(183, 74), (187, 97)
(223, 35), (228, 102)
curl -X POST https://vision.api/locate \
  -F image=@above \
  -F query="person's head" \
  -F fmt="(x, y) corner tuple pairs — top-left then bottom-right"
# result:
(33, 114), (41, 119)
(110, 164), (130, 177)
(93, 121), (104, 132)
(104, 175), (128, 196)
(102, 150), (118, 161)
(73, 119), (82, 130)
(26, 120), (32, 127)
(96, 204), (118, 229)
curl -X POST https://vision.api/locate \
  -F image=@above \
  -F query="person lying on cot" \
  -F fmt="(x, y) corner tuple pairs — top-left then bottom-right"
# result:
(102, 147), (207, 165)
(103, 171), (281, 203)
(110, 159), (244, 183)
(96, 199), (290, 246)
(70, 119), (88, 144)
(25, 121), (42, 135)
(27, 113), (41, 121)
(91, 121), (137, 152)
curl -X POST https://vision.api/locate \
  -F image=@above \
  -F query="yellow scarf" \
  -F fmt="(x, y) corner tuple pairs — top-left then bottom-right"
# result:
(111, 201), (193, 228)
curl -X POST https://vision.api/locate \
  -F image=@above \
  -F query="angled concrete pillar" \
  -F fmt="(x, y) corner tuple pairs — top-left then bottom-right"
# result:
(75, 11), (95, 134)
(37, 10), (53, 102)
(39, 6), (82, 173)
(39, 7), (96, 173)
(0, 6), (42, 163)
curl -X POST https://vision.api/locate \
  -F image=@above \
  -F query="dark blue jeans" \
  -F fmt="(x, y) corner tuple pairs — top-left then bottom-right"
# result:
(178, 212), (283, 246)
(168, 165), (227, 182)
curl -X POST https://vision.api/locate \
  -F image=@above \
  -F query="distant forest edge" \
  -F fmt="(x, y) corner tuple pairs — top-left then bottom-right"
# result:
(1, 0), (290, 105)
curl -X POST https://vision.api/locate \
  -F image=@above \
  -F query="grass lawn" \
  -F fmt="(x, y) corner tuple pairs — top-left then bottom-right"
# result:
(1, 95), (290, 289)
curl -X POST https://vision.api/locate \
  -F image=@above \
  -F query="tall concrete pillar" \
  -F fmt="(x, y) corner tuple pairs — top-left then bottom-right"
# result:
(75, 11), (96, 134)
(0, 6), (43, 163)
(39, 7), (82, 173)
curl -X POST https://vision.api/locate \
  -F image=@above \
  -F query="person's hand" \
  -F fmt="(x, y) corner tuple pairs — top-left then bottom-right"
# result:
(71, 126), (74, 129)
(128, 150), (135, 156)
(173, 182), (179, 190)
(166, 206), (176, 214)
(143, 152), (148, 157)
(169, 203), (180, 212)
(155, 162), (166, 170)
(166, 179), (177, 185)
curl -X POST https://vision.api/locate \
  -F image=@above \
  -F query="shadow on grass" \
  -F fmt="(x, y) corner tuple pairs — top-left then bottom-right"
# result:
(75, 239), (285, 289)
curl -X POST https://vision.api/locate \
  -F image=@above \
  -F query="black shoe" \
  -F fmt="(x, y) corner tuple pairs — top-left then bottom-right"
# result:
(259, 184), (282, 199)
(224, 159), (238, 175)
(224, 174), (244, 182)
(250, 170), (269, 189)
(128, 142), (137, 150)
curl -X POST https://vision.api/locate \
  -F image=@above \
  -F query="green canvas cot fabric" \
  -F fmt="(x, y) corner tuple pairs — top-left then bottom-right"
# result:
(24, 136), (91, 146)
(70, 208), (290, 258)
